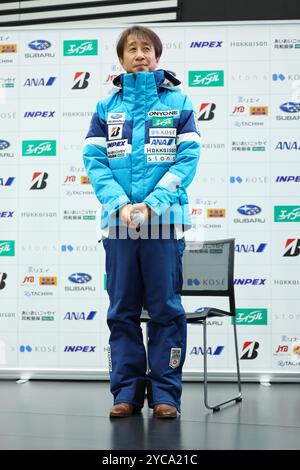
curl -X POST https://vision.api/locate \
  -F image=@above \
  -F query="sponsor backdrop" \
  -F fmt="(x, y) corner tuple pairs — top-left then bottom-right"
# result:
(0, 22), (300, 380)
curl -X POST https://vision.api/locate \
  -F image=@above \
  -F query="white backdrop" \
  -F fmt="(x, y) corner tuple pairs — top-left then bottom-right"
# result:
(1, 21), (300, 381)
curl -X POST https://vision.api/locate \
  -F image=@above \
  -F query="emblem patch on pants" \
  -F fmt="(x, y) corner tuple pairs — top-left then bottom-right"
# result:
(169, 348), (181, 369)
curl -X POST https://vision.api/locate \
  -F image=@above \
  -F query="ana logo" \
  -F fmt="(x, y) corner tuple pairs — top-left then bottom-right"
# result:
(235, 243), (267, 253)
(30, 172), (48, 190)
(280, 102), (300, 113)
(64, 311), (97, 321)
(149, 138), (175, 146)
(189, 70), (224, 87)
(23, 77), (56, 87)
(198, 103), (216, 121)
(234, 309), (268, 325)
(0, 140), (10, 150)
(274, 206), (300, 222)
(0, 177), (15, 186)
(64, 40), (98, 56)
(237, 205), (261, 216)
(68, 273), (92, 284)
(72, 72), (90, 90)
(240, 341), (259, 359)
(28, 40), (51, 51)
(275, 141), (300, 150)
(283, 239), (300, 257)
(190, 345), (224, 355)
(22, 140), (56, 156)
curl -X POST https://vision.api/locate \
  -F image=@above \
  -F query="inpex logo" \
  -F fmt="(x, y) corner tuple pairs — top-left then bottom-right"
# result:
(237, 205), (261, 216)
(275, 176), (300, 183)
(0, 211), (14, 218)
(0, 140), (10, 150)
(107, 140), (127, 148)
(234, 279), (266, 286)
(190, 41), (223, 48)
(24, 111), (55, 118)
(64, 345), (96, 352)
(280, 102), (300, 113)
(28, 40), (51, 51)
(68, 273), (92, 284)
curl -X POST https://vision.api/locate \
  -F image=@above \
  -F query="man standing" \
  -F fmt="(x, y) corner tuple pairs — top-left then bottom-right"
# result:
(83, 26), (200, 418)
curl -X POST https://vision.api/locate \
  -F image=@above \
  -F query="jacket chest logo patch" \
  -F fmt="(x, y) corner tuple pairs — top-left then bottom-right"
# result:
(147, 110), (179, 117)
(149, 137), (176, 146)
(107, 112), (125, 124)
(149, 128), (177, 137)
(108, 124), (123, 140)
(107, 139), (127, 158)
(169, 348), (181, 369)
(152, 117), (174, 127)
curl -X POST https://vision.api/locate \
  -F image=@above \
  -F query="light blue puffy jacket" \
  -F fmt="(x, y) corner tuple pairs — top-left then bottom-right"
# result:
(82, 69), (201, 231)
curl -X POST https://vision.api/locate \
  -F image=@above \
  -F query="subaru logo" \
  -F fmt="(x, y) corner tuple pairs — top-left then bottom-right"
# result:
(110, 113), (123, 120)
(280, 102), (300, 113)
(28, 40), (51, 51)
(68, 273), (92, 284)
(0, 140), (10, 150)
(237, 205), (261, 216)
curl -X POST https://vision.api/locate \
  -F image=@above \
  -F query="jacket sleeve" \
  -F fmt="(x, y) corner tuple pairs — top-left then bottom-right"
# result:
(144, 95), (201, 216)
(82, 101), (130, 216)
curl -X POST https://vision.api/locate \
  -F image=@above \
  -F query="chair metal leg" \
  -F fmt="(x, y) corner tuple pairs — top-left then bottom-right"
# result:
(203, 317), (242, 412)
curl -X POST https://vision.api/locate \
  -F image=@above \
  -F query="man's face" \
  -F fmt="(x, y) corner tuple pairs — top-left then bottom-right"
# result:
(119, 34), (160, 73)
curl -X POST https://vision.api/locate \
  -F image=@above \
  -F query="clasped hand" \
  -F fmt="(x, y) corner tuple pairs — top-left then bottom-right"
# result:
(119, 203), (154, 228)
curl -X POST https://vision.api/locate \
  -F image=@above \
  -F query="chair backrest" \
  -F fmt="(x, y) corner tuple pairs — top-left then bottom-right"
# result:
(181, 238), (236, 313)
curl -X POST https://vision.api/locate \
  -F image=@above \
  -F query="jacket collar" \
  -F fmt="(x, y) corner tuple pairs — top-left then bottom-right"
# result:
(112, 69), (181, 92)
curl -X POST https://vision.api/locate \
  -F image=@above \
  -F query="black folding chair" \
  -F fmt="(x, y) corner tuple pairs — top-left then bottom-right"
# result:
(141, 238), (242, 412)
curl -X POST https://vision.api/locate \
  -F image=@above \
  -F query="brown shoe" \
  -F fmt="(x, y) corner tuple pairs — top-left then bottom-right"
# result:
(109, 403), (140, 418)
(153, 404), (178, 418)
